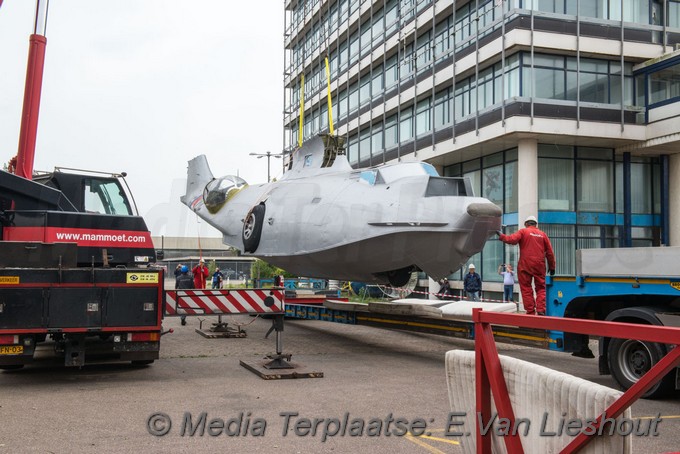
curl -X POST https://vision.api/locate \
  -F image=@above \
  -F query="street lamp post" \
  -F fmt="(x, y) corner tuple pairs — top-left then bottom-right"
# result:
(249, 151), (283, 182)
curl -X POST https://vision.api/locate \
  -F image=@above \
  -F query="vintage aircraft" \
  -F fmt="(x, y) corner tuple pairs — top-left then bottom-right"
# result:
(181, 135), (501, 286)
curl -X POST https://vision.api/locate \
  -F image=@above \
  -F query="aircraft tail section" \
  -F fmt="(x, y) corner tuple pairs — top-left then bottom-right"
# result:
(181, 155), (213, 210)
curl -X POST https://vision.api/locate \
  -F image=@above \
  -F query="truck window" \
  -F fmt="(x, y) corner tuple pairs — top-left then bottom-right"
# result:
(83, 178), (133, 215)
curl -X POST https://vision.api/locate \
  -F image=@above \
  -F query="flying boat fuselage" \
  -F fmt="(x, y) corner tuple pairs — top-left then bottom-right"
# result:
(181, 136), (501, 285)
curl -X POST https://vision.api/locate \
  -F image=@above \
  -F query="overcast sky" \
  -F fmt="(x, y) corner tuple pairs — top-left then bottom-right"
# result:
(0, 1), (285, 238)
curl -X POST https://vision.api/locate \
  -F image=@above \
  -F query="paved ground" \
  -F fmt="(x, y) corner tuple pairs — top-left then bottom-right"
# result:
(0, 314), (678, 453)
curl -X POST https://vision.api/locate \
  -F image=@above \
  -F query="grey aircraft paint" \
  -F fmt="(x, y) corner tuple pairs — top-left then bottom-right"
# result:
(181, 136), (501, 286)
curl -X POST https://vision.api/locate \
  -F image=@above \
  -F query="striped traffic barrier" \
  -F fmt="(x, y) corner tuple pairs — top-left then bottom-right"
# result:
(165, 289), (284, 316)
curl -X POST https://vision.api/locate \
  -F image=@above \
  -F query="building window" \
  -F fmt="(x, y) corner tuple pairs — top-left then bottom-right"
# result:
(615, 157), (659, 214)
(542, 224), (576, 276)
(483, 164), (503, 206)
(577, 154), (614, 213)
(434, 88), (451, 127)
(399, 106), (414, 142)
(359, 76), (371, 107)
(348, 82), (359, 113)
(670, 1), (680, 28)
(504, 158), (518, 213)
(384, 114), (398, 149)
(415, 98), (431, 136)
(359, 128), (371, 162)
(538, 145), (575, 211)
(415, 30), (432, 71)
(385, 55), (399, 89)
(371, 125), (384, 161)
(522, 53), (634, 104)
(348, 133), (359, 165)
(372, 67), (384, 99)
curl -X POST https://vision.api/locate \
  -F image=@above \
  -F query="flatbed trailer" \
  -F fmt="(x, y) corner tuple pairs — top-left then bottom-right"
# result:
(285, 247), (680, 398)
(284, 303), (551, 349)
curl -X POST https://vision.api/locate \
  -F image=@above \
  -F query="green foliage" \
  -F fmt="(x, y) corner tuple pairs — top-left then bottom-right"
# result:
(250, 259), (294, 279)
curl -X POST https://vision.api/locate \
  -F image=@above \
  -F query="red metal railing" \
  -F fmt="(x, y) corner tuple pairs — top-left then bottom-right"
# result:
(472, 309), (680, 454)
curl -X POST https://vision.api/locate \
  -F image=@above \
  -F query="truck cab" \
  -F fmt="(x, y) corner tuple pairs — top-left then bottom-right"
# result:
(0, 168), (156, 267)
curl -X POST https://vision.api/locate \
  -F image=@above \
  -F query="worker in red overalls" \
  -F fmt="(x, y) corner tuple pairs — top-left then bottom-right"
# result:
(192, 258), (209, 289)
(497, 216), (556, 315)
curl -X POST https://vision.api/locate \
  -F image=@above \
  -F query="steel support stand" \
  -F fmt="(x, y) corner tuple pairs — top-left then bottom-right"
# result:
(240, 313), (323, 379)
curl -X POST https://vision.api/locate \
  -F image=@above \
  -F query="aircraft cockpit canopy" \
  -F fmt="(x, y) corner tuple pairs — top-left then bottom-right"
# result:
(203, 175), (248, 214)
(359, 162), (439, 186)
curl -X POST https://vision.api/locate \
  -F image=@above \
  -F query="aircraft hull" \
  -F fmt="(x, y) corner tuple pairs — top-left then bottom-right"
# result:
(181, 136), (502, 284)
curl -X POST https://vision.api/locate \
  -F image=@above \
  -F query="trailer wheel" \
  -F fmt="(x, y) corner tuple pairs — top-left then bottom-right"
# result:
(242, 204), (265, 253)
(608, 338), (675, 399)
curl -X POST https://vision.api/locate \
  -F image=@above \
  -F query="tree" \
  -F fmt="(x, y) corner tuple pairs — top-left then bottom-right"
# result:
(250, 259), (294, 279)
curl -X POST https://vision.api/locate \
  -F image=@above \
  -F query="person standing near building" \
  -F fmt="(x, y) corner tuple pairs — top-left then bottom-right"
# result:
(498, 263), (516, 305)
(463, 264), (482, 301)
(437, 278), (455, 299)
(192, 259), (209, 290)
(212, 268), (224, 289)
(175, 265), (193, 326)
(497, 216), (556, 315)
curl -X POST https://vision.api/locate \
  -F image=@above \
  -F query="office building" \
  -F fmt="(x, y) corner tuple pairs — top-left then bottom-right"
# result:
(283, 0), (680, 288)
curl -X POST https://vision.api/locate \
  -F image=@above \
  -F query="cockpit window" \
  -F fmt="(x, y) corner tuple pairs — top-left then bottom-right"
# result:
(84, 178), (132, 215)
(420, 163), (439, 176)
(203, 175), (248, 214)
(376, 162), (438, 184)
(359, 170), (385, 185)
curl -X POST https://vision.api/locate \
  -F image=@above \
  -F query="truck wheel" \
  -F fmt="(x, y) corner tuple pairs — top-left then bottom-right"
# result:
(242, 204), (265, 253)
(608, 338), (674, 399)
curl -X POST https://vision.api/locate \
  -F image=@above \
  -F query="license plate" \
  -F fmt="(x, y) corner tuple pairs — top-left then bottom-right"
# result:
(0, 345), (23, 355)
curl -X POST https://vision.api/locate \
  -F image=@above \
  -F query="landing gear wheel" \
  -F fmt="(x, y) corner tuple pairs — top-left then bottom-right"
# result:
(608, 338), (674, 399)
(242, 204), (265, 253)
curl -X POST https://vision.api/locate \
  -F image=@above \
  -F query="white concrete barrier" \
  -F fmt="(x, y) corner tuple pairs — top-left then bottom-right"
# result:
(446, 350), (632, 453)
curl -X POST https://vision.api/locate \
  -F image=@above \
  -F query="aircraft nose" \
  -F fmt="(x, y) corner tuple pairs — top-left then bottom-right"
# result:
(466, 202), (502, 218)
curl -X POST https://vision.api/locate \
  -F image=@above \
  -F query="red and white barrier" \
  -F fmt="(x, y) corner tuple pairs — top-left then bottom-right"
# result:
(165, 289), (284, 316)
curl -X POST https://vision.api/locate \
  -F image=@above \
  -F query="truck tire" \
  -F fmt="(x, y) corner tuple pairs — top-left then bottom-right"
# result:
(607, 338), (675, 399)
(242, 204), (265, 253)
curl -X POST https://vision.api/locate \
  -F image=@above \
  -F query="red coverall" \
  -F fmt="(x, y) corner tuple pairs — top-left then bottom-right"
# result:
(499, 226), (556, 314)
(192, 264), (209, 289)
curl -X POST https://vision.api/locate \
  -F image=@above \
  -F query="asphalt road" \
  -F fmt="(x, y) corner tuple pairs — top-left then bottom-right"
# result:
(0, 314), (678, 453)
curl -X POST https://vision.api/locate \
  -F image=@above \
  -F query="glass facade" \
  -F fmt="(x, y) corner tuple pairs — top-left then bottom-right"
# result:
(444, 146), (661, 277)
(290, 51), (637, 162)
(285, 0), (675, 283)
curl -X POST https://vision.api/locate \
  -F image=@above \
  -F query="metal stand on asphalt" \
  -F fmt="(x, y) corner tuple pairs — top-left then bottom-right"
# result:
(240, 313), (324, 379)
(165, 289), (323, 379)
(196, 315), (247, 339)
